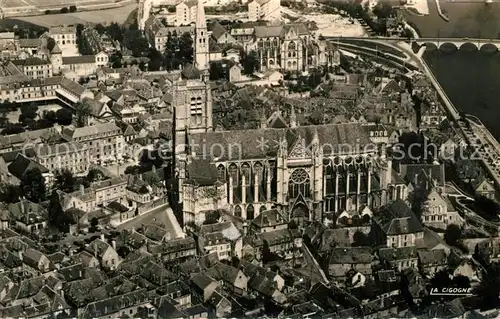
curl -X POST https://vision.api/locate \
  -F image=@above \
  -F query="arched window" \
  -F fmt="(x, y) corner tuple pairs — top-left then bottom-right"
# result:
(234, 205), (242, 218)
(288, 168), (310, 198)
(288, 41), (296, 51)
(287, 61), (292, 68)
(260, 205), (267, 213)
(247, 205), (255, 220)
(241, 163), (250, 183)
(229, 164), (239, 185)
(269, 59), (274, 65)
(217, 164), (225, 181)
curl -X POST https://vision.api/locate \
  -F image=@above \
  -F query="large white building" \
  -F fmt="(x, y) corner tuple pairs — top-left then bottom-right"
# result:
(176, 0), (198, 26)
(248, 0), (281, 22)
(48, 25), (78, 56)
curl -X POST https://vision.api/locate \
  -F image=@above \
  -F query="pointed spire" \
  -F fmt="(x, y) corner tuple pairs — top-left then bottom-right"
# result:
(196, 0), (207, 30)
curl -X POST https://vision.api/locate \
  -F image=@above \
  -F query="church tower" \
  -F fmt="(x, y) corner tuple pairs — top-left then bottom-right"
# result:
(195, 0), (209, 73)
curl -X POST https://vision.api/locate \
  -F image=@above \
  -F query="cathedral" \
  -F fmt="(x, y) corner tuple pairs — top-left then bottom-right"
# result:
(174, 0), (405, 226)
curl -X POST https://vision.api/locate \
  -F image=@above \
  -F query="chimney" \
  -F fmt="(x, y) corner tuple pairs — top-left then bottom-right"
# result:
(414, 174), (418, 186)
(100, 234), (105, 241)
(80, 184), (85, 196)
(111, 240), (116, 250)
(18, 251), (23, 261)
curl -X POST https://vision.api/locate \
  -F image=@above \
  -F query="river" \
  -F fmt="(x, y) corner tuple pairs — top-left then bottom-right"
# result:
(404, 0), (500, 139)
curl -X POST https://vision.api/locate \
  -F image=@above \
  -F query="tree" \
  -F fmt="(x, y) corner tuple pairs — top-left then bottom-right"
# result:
(474, 263), (500, 310)
(123, 29), (150, 57)
(456, 159), (480, 185)
(0, 183), (22, 204)
(43, 110), (57, 124)
(262, 240), (274, 264)
(124, 165), (140, 175)
(352, 231), (371, 247)
(46, 37), (56, 52)
(204, 210), (221, 225)
(19, 102), (38, 126)
(90, 217), (99, 233)
(178, 32), (194, 65)
(60, 7), (69, 13)
(372, 2), (395, 20)
(147, 48), (163, 71)
(309, 109), (323, 125)
(69, 5), (77, 12)
(106, 22), (123, 42)
(1, 123), (25, 135)
(74, 101), (91, 127)
(87, 168), (105, 184)
(242, 50), (259, 75)
(139, 149), (164, 171)
(210, 62), (225, 81)
(164, 31), (176, 71)
(408, 185), (430, 221)
(20, 168), (46, 203)
(54, 169), (76, 193)
(56, 108), (72, 125)
(48, 190), (70, 233)
(110, 52), (123, 68)
(444, 224), (462, 247)
(95, 23), (105, 35)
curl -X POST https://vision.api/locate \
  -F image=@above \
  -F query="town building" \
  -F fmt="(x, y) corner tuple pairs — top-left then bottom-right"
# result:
(176, 0), (198, 26)
(35, 142), (91, 175)
(62, 122), (124, 165)
(248, 0), (281, 22)
(48, 25), (77, 56)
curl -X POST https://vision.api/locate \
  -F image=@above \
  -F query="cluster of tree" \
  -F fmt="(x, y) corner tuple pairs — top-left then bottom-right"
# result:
(408, 185), (430, 221)
(444, 224), (463, 248)
(76, 24), (94, 55)
(209, 62), (227, 81)
(205, 3), (247, 14)
(48, 190), (73, 233)
(44, 5), (77, 15)
(288, 69), (323, 93)
(1, 107), (72, 135)
(203, 210), (221, 225)
(0, 183), (22, 204)
(164, 31), (194, 70)
(322, 0), (395, 36)
(352, 231), (371, 247)
(262, 240), (281, 264)
(93, 22), (123, 43)
(18, 103), (38, 126)
(240, 50), (259, 75)
(138, 149), (165, 171)
(123, 28), (150, 57)
(473, 194), (500, 222)
(20, 168), (46, 203)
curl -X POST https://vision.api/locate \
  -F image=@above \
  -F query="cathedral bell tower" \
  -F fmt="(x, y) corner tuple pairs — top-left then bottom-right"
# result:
(195, 0), (209, 73)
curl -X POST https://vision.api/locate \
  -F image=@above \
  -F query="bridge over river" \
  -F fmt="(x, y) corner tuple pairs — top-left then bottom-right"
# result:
(330, 36), (500, 51)
(330, 36), (500, 190)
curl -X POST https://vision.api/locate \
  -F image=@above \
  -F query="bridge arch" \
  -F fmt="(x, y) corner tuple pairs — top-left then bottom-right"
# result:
(479, 43), (498, 53)
(439, 42), (458, 52)
(459, 42), (478, 51)
(423, 42), (438, 51)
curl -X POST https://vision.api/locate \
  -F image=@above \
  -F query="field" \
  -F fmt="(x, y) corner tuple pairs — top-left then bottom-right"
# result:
(15, 3), (137, 26)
